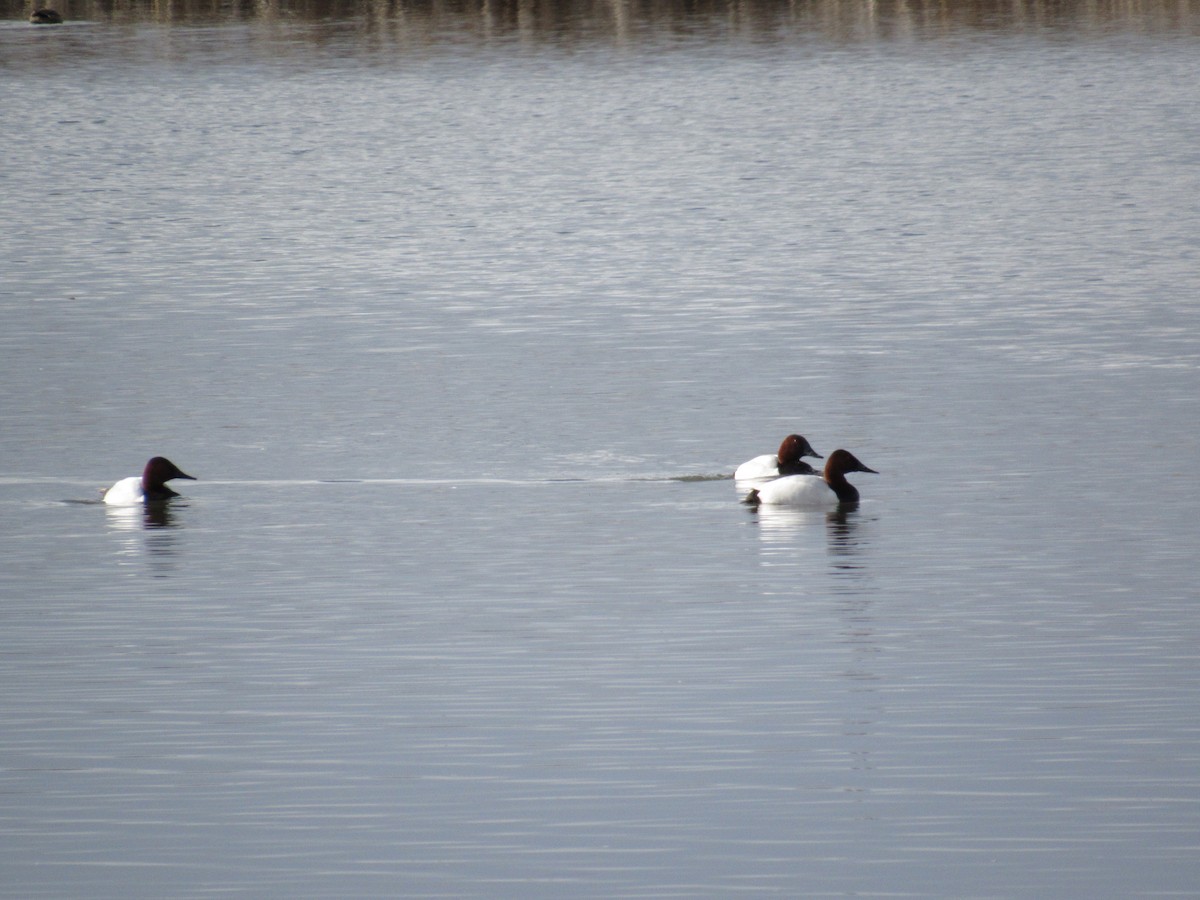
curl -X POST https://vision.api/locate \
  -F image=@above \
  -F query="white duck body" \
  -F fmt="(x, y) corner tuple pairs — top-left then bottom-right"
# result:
(734, 454), (783, 480)
(748, 474), (837, 507)
(103, 476), (146, 506)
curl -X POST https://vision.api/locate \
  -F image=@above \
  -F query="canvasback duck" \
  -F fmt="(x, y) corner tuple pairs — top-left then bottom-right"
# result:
(30, 8), (64, 23)
(734, 434), (823, 480)
(103, 457), (195, 505)
(744, 448), (877, 507)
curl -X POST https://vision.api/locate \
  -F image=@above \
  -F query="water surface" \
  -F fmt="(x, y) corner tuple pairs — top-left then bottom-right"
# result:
(3, 2), (1200, 896)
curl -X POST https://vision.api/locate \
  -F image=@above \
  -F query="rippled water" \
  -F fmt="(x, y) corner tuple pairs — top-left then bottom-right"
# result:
(3, 2), (1200, 896)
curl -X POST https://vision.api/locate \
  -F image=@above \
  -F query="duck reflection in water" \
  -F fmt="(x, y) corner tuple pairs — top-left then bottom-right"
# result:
(753, 501), (866, 545)
(106, 499), (184, 555)
(106, 499), (183, 530)
(106, 501), (185, 577)
(825, 505), (866, 567)
(749, 500), (873, 584)
(142, 501), (179, 529)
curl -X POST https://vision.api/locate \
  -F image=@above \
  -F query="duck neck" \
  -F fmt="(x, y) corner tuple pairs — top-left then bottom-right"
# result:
(142, 481), (180, 501)
(778, 458), (814, 476)
(825, 472), (860, 504)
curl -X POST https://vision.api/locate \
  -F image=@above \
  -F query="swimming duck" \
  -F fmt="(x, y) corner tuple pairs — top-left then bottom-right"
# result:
(30, 8), (64, 23)
(734, 434), (823, 480)
(103, 457), (196, 505)
(744, 448), (877, 507)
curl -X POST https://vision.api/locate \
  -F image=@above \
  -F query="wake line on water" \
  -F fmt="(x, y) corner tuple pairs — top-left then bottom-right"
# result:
(265, 473), (734, 486)
(37, 474), (734, 505)
(171, 473), (735, 488)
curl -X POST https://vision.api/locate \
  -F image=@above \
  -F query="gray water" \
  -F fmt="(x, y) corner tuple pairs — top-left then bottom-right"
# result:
(3, 1), (1200, 896)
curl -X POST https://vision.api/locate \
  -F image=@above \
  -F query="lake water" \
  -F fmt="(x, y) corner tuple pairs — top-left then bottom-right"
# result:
(3, 0), (1200, 896)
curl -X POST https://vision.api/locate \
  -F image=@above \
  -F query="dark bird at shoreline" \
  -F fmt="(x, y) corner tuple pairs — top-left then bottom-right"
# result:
(30, 8), (64, 23)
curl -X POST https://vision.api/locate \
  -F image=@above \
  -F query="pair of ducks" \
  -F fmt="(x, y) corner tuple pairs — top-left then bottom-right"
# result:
(736, 434), (877, 507)
(30, 8), (64, 23)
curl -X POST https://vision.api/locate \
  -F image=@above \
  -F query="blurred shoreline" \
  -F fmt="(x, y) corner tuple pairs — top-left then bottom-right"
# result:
(6, 0), (1199, 38)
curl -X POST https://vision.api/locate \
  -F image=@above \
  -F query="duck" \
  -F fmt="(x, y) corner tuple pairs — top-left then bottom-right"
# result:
(103, 457), (196, 505)
(734, 434), (823, 480)
(30, 8), (64, 23)
(744, 448), (877, 507)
